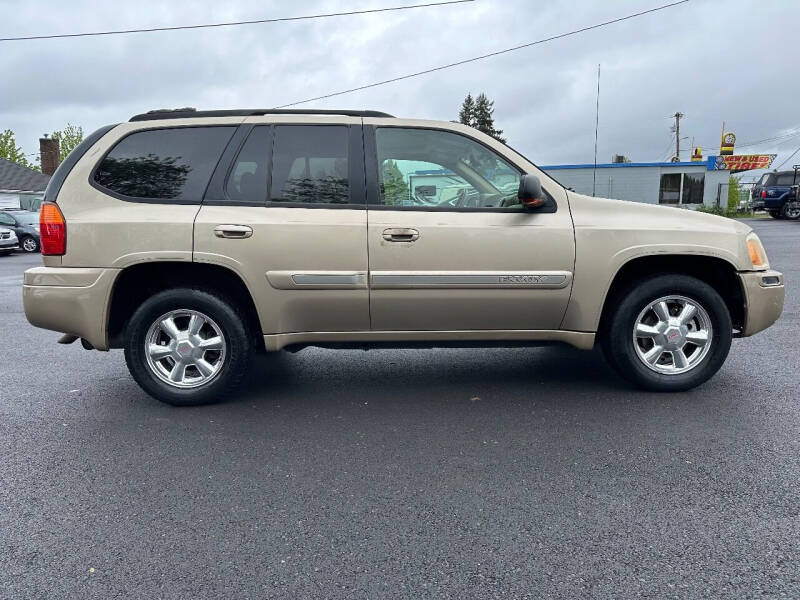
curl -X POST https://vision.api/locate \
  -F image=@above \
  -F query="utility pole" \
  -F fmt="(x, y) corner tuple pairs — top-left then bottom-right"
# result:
(672, 111), (684, 161)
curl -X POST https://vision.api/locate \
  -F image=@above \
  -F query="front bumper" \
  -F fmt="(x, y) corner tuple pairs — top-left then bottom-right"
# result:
(23, 267), (120, 350)
(0, 242), (19, 251)
(738, 270), (784, 337)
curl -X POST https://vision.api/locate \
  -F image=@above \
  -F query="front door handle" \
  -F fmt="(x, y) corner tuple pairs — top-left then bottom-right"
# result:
(382, 228), (419, 242)
(214, 224), (253, 239)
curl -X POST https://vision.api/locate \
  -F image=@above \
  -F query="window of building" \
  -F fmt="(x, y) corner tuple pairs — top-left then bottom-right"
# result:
(659, 172), (705, 205)
(270, 126), (350, 204)
(374, 127), (521, 209)
(658, 173), (681, 204)
(226, 126), (270, 203)
(681, 172), (704, 204)
(94, 127), (236, 200)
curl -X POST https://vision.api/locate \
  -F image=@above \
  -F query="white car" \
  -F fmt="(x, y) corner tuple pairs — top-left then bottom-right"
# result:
(0, 227), (19, 255)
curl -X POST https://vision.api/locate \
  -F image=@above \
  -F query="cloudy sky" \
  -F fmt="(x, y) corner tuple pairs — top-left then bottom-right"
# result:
(2, 0), (799, 179)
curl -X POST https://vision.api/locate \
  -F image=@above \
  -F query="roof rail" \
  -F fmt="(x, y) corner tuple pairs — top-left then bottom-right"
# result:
(129, 108), (395, 122)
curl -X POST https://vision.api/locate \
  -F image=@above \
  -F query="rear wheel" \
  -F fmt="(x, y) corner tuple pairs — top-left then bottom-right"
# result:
(124, 288), (253, 406)
(601, 274), (732, 392)
(781, 203), (800, 220)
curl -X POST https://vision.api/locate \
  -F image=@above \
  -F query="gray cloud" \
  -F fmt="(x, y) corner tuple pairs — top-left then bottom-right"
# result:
(2, 0), (798, 177)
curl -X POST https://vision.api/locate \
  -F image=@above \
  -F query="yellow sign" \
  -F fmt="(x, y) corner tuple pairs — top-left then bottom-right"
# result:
(713, 154), (776, 171)
(691, 147), (703, 162)
(720, 131), (736, 156)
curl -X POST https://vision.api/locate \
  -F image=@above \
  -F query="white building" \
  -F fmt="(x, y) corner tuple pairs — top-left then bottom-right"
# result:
(540, 158), (731, 207)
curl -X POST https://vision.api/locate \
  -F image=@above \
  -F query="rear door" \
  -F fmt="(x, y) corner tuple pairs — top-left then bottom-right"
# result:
(193, 117), (369, 337)
(363, 121), (575, 332)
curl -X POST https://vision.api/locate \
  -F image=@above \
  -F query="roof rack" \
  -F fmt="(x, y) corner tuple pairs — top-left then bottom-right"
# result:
(129, 108), (395, 122)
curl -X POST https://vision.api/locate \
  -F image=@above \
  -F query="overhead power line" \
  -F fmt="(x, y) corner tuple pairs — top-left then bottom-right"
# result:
(0, 0), (473, 42)
(274, 0), (690, 108)
(775, 145), (800, 170)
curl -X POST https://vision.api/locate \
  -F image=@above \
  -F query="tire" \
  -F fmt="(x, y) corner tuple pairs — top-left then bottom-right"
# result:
(768, 210), (783, 219)
(124, 288), (253, 406)
(781, 203), (800, 220)
(20, 236), (39, 253)
(601, 274), (732, 392)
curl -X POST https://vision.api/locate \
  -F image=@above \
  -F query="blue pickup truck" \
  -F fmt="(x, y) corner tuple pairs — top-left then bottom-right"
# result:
(752, 170), (800, 219)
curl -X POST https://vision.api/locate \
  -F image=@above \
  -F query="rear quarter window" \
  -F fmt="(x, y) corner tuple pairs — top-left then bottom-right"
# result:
(94, 126), (235, 201)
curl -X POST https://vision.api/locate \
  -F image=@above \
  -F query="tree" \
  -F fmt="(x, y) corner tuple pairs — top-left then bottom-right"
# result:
(727, 175), (742, 212)
(51, 123), (84, 162)
(472, 93), (505, 143)
(458, 93), (476, 128)
(0, 129), (34, 168)
(382, 159), (409, 205)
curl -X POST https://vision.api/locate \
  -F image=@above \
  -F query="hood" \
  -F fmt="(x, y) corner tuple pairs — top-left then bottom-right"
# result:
(568, 192), (751, 235)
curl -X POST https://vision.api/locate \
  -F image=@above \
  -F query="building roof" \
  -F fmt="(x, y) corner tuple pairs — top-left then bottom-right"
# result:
(541, 157), (718, 171)
(0, 158), (51, 193)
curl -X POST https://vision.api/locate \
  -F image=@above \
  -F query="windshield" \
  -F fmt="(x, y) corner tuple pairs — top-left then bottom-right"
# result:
(15, 211), (39, 225)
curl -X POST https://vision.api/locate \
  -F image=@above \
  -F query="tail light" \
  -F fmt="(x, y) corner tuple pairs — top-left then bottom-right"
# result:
(761, 190), (767, 198)
(40, 202), (66, 256)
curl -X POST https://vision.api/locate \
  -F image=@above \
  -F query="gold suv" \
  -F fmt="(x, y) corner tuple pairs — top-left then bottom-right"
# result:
(23, 109), (784, 405)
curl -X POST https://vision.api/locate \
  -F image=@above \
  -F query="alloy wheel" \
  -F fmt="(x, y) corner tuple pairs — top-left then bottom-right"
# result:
(144, 309), (226, 388)
(22, 237), (38, 252)
(632, 295), (713, 375)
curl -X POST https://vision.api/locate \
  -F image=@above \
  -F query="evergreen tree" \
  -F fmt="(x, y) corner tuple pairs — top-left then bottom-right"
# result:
(382, 160), (409, 205)
(458, 93), (476, 127)
(473, 93), (505, 143)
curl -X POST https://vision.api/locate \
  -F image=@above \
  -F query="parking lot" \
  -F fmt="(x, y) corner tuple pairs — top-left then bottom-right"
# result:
(0, 218), (797, 598)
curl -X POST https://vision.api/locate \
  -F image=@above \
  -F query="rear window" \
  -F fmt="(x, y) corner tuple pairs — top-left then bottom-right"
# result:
(774, 173), (798, 186)
(94, 126), (235, 201)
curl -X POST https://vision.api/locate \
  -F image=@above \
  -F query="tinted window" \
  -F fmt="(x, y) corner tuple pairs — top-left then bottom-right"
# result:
(775, 173), (798, 186)
(95, 127), (235, 200)
(658, 174), (681, 204)
(226, 126), (270, 203)
(0, 213), (15, 225)
(270, 126), (349, 204)
(374, 128), (520, 209)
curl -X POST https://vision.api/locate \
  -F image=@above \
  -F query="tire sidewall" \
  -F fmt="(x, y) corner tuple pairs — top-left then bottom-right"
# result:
(124, 288), (251, 406)
(606, 275), (732, 392)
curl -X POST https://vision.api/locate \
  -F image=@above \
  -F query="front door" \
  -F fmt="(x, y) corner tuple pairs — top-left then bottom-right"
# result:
(194, 120), (369, 337)
(364, 124), (575, 332)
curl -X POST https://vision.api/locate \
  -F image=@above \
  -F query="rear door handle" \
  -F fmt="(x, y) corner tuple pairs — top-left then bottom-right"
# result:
(382, 228), (419, 242)
(214, 224), (253, 239)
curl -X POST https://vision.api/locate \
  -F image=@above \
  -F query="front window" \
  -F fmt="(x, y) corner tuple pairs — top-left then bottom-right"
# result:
(374, 128), (521, 209)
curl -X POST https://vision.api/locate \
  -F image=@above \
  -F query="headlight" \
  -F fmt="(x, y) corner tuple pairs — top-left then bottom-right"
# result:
(746, 232), (769, 269)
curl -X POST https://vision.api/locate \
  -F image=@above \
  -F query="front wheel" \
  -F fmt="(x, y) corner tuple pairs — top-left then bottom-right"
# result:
(601, 275), (732, 392)
(124, 288), (253, 406)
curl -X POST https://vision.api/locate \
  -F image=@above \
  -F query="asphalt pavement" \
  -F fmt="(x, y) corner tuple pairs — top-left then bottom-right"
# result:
(0, 218), (797, 599)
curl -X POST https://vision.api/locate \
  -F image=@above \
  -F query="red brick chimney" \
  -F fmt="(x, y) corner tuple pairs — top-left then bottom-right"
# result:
(39, 136), (60, 175)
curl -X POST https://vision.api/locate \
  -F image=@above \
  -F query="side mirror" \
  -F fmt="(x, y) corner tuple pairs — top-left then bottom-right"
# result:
(518, 174), (545, 209)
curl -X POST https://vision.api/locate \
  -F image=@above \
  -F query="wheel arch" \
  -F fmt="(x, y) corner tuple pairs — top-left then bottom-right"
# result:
(596, 254), (745, 337)
(107, 261), (263, 350)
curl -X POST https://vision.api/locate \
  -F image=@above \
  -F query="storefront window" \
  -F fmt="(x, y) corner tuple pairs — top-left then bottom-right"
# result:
(659, 172), (705, 205)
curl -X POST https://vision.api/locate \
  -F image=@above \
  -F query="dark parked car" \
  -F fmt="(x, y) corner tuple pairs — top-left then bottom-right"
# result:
(0, 209), (40, 252)
(751, 171), (800, 219)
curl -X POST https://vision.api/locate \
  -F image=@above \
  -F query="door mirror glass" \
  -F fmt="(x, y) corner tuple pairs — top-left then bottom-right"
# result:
(518, 174), (545, 208)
